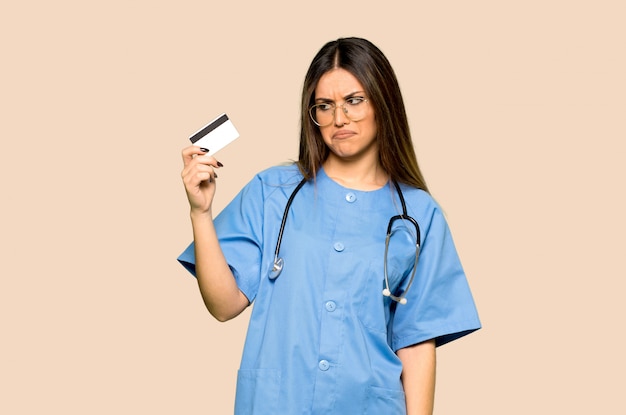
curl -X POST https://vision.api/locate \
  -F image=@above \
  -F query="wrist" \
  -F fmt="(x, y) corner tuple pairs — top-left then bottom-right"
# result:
(189, 208), (213, 222)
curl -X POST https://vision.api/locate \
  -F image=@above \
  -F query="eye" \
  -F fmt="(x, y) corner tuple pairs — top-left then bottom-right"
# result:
(316, 103), (334, 112)
(346, 96), (365, 106)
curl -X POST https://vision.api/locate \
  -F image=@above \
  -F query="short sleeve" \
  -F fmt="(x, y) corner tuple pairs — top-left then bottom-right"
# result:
(390, 206), (481, 351)
(177, 175), (266, 303)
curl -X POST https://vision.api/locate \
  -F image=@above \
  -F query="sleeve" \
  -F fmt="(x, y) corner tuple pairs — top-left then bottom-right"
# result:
(390, 206), (481, 351)
(176, 175), (266, 303)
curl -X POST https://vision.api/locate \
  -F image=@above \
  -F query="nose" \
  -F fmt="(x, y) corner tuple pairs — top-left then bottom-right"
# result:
(334, 104), (350, 126)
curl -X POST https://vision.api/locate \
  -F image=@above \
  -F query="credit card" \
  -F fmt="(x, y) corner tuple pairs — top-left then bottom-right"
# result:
(189, 113), (239, 156)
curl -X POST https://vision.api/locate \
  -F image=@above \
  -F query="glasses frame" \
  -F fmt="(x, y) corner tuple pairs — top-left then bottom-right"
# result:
(308, 97), (370, 127)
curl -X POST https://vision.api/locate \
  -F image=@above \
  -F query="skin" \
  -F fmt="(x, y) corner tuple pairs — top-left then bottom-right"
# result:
(180, 67), (436, 414)
(397, 340), (437, 415)
(180, 147), (249, 321)
(315, 68), (386, 190)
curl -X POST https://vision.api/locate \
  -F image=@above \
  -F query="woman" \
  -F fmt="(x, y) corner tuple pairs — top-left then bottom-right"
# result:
(178, 37), (480, 415)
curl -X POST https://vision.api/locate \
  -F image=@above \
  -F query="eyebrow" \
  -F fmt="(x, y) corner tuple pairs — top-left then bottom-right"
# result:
(315, 91), (366, 103)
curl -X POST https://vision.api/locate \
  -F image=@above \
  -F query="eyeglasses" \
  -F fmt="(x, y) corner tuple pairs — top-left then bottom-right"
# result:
(309, 96), (370, 127)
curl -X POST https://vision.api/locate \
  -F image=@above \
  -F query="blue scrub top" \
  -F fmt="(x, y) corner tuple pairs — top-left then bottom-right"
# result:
(178, 164), (481, 415)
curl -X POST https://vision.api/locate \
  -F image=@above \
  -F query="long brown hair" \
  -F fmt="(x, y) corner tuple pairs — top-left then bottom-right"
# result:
(297, 37), (429, 192)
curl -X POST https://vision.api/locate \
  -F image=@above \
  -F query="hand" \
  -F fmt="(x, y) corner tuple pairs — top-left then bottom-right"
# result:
(181, 146), (223, 215)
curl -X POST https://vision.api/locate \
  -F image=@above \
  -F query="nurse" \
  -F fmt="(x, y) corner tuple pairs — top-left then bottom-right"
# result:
(178, 37), (481, 415)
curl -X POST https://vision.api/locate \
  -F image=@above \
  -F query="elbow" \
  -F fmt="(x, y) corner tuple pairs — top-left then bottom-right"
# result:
(210, 310), (235, 323)
(198, 285), (249, 322)
(207, 303), (246, 322)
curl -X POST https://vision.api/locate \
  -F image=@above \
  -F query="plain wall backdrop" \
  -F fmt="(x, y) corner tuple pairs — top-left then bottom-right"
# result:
(1, 1), (624, 413)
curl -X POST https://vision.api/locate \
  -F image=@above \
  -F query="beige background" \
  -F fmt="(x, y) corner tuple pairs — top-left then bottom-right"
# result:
(1, 1), (624, 413)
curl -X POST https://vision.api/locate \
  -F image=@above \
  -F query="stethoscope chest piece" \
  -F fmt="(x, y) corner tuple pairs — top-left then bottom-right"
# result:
(269, 257), (284, 280)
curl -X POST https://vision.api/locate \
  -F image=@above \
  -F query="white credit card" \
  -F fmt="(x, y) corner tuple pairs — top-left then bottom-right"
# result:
(189, 113), (239, 156)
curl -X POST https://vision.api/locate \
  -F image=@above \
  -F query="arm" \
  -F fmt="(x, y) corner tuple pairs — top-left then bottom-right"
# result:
(181, 146), (249, 322)
(397, 339), (437, 415)
(190, 211), (250, 321)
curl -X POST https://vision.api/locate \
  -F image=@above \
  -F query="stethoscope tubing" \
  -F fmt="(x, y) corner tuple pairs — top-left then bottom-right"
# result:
(269, 176), (421, 304)
(270, 177), (307, 279)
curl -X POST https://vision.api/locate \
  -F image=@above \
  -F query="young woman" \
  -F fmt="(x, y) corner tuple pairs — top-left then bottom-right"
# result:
(178, 37), (480, 415)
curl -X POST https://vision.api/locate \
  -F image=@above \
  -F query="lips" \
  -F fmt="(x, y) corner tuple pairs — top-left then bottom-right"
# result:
(332, 129), (356, 140)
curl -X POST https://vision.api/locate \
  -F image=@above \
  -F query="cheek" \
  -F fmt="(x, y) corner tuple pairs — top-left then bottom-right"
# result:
(364, 113), (377, 137)
(366, 120), (378, 140)
(319, 127), (333, 144)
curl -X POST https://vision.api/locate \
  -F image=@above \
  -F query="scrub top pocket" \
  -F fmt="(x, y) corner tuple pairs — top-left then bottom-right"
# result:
(234, 369), (281, 415)
(363, 385), (406, 415)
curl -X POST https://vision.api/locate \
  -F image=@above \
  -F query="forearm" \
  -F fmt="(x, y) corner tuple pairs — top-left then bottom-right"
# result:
(397, 339), (436, 415)
(190, 211), (249, 321)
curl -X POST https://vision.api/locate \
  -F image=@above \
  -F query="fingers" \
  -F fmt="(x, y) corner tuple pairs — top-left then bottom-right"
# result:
(182, 146), (224, 168)
(181, 145), (224, 185)
(189, 163), (215, 182)
(182, 145), (209, 164)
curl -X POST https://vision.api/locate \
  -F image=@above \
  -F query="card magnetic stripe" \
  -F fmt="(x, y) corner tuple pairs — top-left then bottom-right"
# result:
(189, 114), (229, 144)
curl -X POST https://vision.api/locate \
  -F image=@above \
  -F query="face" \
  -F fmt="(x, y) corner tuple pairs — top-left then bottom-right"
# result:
(313, 68), (378, 163)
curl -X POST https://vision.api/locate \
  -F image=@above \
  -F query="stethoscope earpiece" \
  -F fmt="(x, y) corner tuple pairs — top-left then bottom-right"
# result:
(382, 288), (409, 304)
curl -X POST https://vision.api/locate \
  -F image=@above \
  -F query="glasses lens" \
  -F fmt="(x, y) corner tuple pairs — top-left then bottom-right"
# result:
(310, 104), (333, 127)
(309, 98), (368, 127)
(344, 98), (368, 122)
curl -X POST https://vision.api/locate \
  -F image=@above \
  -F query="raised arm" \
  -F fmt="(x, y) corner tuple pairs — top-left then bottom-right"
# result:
(181, 146), (249, 321)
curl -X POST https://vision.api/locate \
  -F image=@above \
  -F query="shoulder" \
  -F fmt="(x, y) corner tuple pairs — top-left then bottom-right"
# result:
(240, 163), (305, 201)
(254, 163), (303, 185)
(396, 184), (449, 232)
(397, 184), (440, 212)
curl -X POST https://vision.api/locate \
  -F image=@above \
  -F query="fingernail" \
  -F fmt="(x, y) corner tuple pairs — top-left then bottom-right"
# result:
(214, 173), (218, 179)
(200, 147), (209, 152)
(217, 161), (224, 167)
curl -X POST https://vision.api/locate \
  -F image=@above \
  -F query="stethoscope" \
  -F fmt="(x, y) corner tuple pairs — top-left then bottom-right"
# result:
(269, 177), (421, 305)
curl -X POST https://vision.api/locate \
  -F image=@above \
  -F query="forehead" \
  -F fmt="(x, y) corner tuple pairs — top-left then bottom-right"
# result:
(315, 68), (365, 98)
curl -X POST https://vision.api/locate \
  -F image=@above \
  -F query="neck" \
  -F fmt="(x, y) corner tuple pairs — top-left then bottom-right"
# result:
(322, 154), (388, 191)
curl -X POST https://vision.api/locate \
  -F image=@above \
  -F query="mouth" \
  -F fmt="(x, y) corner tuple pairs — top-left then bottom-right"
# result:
(332, 129), (356, 140)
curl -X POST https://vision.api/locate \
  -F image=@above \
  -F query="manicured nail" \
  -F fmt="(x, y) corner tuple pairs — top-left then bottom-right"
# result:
(200, 147), (209, 152)
(217, 161), (224, 167)
(214, 173), (218, 179)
